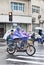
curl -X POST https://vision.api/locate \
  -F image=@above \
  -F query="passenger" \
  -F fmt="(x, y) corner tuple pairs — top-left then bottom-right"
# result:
(7, 30), (14, 45)
(31, 33), (35, 45)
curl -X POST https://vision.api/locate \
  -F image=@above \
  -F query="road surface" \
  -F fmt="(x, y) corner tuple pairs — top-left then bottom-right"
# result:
(0, 41), (44, 65)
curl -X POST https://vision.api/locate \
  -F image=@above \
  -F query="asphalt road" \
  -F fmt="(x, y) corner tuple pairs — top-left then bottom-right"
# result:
(0, 42), (44, 65)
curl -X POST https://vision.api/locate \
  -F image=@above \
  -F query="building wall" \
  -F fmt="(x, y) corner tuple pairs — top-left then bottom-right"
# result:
(0, 0), (32, 38)
(0, 0), (31, 16)
(27, 24), (32, 33)
(28, 0), (32, 16)
(31, 0), (40, 6)
(31, 0), (40, 23)
(40, 0), (44, 23)
(31, 0), (44, 30)
(0, 0), (9, 14)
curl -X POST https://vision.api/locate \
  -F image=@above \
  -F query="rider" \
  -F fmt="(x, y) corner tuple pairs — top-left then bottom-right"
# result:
(7, 30), (14, 45)
(31, 32), (35, 45)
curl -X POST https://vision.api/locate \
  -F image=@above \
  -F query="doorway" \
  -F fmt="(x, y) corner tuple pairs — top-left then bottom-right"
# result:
(0, 28), (4, 38)
(0, 23), (6, 38)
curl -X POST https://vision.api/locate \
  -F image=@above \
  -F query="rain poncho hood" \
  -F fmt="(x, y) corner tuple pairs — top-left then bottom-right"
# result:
(3, 27), (29, 40)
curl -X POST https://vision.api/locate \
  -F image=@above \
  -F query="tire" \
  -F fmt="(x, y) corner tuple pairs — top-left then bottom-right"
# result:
(26, 45), (36, 56)
(7, 47), (15, 55)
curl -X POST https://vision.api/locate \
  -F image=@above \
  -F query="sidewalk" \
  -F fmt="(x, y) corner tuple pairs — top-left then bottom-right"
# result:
(0, 41), (6, 46)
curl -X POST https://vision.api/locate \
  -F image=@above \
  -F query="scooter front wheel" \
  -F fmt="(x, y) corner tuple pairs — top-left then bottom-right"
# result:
(26, 45), (36, 56)
(7, 47), (15, 55)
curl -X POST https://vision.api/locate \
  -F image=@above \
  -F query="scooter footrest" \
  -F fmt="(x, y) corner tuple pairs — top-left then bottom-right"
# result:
(17, 49), (26, 52)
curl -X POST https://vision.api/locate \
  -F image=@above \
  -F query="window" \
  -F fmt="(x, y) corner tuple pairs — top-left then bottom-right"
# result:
(11, 2), (24, 12)
(32, 5), (40, 13)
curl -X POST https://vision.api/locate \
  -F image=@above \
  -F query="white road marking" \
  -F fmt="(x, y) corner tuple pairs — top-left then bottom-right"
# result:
(6, 50), (44, 65)
(17, 55), (44, 60)
(34, 54), (44, 57)
(36, 51), (44, 54)
(6, 58), (44, 65)
(14, 51), (44, 56)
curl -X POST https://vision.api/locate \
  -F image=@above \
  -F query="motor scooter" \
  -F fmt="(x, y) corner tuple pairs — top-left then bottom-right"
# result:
(7, 38), (36, 56)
